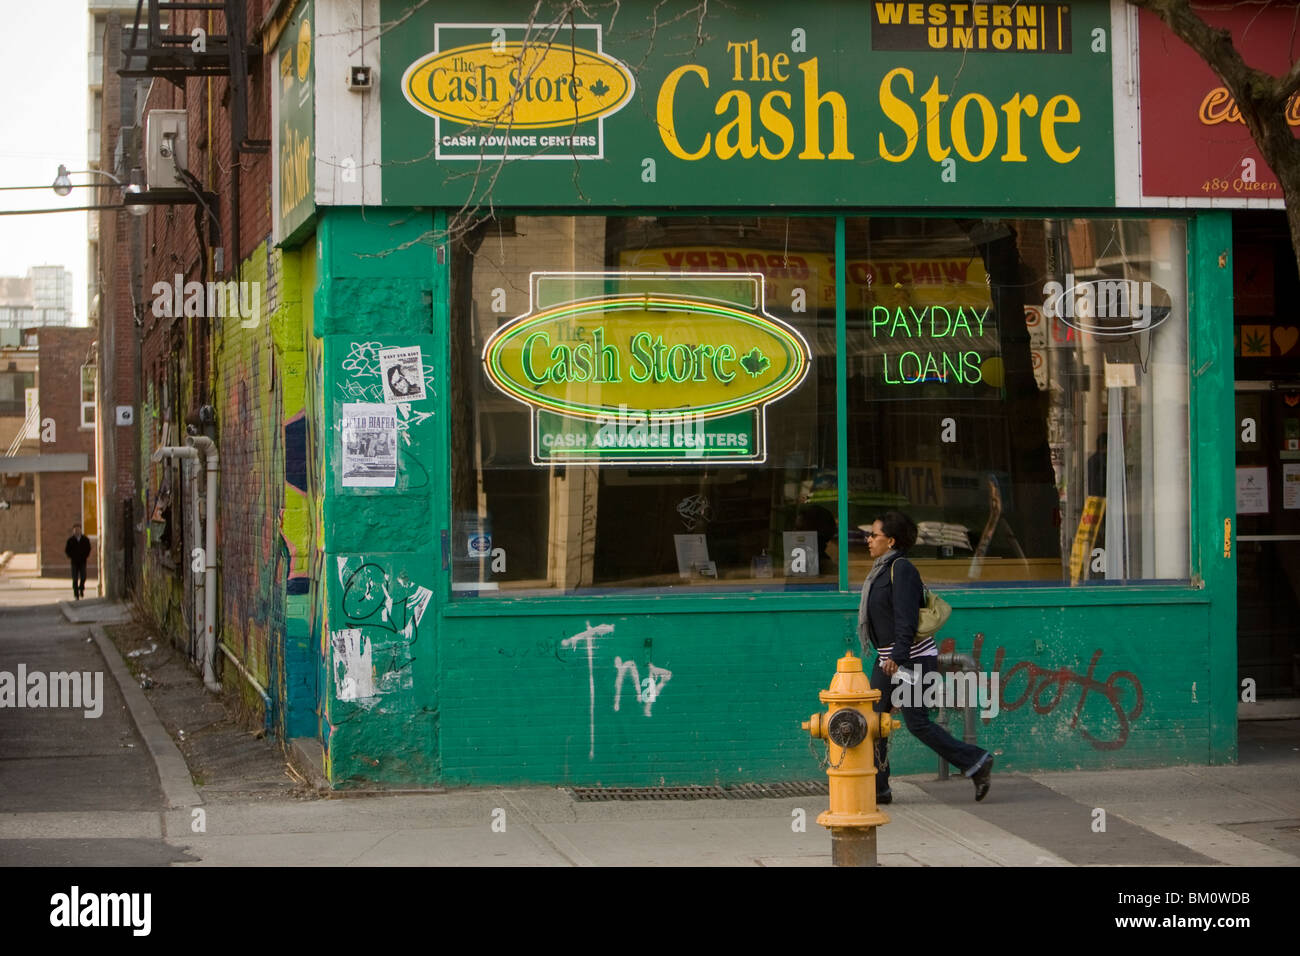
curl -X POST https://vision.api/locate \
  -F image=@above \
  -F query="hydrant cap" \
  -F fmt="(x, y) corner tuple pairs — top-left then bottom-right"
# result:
(836, 652), (864, 674)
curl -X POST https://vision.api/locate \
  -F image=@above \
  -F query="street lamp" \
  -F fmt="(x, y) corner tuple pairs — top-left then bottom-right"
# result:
(51, 164), (148, 216)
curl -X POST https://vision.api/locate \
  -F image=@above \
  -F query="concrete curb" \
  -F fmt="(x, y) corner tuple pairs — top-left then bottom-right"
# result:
(59, 599), (133, 625)
(287, 737), (332, 795)
(90, 622), (203, 809)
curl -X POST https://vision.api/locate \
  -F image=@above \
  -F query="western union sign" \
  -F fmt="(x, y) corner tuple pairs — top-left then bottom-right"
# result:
(870, 2), (1072, 53)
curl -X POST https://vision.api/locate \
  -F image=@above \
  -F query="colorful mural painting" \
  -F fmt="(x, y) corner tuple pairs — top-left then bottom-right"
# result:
(134, 241), (320, 737)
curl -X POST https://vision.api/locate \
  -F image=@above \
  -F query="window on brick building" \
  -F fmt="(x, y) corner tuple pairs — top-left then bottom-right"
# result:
(80, 364), (96, 428)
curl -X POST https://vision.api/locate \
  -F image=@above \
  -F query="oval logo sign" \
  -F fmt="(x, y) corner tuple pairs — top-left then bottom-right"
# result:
(1042, 276), (1173, 336)
(483, 292), (810, 421)
(402, 42), (635, 129)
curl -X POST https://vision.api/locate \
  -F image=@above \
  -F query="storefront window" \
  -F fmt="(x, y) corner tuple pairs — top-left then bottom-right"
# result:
(450, 215), (1190, 596)
(451, 216), (838, 594)
(845, 217), (1189, 586)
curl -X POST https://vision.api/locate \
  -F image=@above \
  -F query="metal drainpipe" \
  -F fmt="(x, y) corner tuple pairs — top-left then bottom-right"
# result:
(187, 436), (221, 692)
(186, 435), (272, 728)
(150, 445), (204, 669)
(935, 651), (982, 781)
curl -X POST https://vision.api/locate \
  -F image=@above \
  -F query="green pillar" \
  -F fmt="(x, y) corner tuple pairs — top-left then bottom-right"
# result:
(1190, 211), (1237, 764)
(314, 208), (442, 784)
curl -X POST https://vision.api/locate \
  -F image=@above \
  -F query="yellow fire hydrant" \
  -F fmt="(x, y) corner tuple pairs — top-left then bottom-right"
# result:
(802, 651), (900, 866)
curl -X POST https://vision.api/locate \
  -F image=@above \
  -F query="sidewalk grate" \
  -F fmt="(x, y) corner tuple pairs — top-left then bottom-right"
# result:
(567, 781), (828, 802)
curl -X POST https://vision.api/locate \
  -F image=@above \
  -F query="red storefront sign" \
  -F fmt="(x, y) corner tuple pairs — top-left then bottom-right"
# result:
(1138, 4), (1300, 199)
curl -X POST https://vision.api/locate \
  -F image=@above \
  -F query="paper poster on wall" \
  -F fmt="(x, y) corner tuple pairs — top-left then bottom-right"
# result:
(341, 403), (398, 487)
(1236, 466), (1269, 515)
(1284, 464), (1300, 510)
(378, 346), (427, 402)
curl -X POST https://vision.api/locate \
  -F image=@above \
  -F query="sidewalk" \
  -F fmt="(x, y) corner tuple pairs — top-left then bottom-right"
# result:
(0, 552), (99, 607)
(2, 570), (1298, 866)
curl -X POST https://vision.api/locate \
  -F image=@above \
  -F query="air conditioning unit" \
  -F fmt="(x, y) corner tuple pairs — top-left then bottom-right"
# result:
(145, 110), (188, 190)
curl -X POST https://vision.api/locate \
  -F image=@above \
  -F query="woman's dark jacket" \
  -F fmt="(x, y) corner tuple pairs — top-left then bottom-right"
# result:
(863, 552), (924, 664)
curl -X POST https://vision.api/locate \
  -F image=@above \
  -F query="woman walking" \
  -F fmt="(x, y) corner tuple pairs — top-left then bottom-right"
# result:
(858, 511), (994, 804)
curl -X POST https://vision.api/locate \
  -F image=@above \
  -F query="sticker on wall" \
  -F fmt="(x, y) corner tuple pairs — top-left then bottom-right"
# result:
(467, 532), (492, 559)
(481, 272), (811, 465)
(341, 403), (398, 487)
(378, 346), (427, 402)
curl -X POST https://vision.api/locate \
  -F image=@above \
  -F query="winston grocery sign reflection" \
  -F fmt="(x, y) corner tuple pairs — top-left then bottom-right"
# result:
(481, 273), (812, 464)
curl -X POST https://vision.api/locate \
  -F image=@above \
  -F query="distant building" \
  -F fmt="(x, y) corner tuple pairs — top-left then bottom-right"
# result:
(0, 326), (95, 569)
(87, 0), (150, 328)
(0, 266), (75, 329)
(0, 329), (39, 551)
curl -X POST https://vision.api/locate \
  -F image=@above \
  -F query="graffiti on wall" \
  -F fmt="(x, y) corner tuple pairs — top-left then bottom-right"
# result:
(613, 657), (673, 716)
(220, 334), (284, 683)
(337, 340), (436, 440)
(329, 556), (433, 707)
(943, 634), (1145, 751)
(560, 622), (673, 759)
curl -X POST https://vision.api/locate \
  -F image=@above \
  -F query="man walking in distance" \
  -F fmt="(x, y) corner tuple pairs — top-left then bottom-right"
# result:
(64, 524), (91, 600)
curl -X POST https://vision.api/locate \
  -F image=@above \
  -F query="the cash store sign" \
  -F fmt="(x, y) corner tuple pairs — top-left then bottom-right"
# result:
(481, 273), (811, 464)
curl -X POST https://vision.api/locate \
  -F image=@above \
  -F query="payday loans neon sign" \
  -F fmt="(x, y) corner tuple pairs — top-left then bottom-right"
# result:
(481, 273), (811, 464)
(872, 304), (993, 385)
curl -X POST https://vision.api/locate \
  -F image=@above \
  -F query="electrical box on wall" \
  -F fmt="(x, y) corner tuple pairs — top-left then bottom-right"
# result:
(347, 65), (373, 90)
(145, 110), (188, 190)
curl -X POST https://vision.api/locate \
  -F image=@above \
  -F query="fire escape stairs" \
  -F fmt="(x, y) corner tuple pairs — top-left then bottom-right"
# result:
(119, 0), (269, 154)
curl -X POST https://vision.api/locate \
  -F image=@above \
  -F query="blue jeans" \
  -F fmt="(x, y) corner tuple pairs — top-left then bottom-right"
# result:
(870, 655), (989, 794)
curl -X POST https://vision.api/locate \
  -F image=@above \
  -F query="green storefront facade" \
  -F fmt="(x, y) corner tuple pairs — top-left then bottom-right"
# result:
(277, 0), (1235, 787)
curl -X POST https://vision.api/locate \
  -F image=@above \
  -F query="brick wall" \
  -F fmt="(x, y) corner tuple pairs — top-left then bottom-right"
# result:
(96, 12), (143, 597)
(126, 2), (297, 722)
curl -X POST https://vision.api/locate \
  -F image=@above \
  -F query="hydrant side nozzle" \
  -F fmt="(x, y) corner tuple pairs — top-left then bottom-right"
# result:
(803, 713), (824, 739)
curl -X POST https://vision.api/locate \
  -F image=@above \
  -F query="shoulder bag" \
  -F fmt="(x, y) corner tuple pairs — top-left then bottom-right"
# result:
(892, 561), (952, 638)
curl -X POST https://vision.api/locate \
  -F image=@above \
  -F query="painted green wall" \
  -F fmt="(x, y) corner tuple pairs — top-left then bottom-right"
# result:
(314, 209), (441, 784)
(436, 594), (1210, 785)
(304, 207), (1235, 787)
(1189, 211), (1237, 764)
